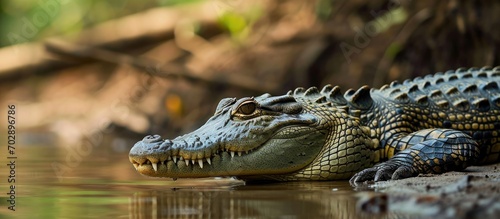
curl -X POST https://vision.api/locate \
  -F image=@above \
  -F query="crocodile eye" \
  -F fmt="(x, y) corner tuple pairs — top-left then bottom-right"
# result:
(230, 98), (261, 120)
(237, 101), (257, 115)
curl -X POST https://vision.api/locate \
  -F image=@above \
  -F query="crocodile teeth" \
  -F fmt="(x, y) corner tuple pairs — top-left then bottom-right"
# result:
(191, 160), (195, 165)
(238, 152), (242, 156)
(198, 159), (204, 169)
(173, 156), (178, 163)
(231, 151), (235, 158)
(152, 162), (158, 172)
(206, 158), (211, 165)
(185, 160), (189, 166)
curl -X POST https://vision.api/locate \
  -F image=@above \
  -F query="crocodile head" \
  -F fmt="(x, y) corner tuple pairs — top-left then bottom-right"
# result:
(129, 86), (375, 181)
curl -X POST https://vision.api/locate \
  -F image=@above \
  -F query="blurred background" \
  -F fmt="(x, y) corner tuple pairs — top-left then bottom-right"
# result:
(1, 0), (499, 148)
(0, 1), (499, 218)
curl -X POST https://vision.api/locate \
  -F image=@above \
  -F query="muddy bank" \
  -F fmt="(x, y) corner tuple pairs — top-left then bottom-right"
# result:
(356, 163), (500, 219)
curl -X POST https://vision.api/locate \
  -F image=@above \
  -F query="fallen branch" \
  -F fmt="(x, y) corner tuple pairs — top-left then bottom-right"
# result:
(0, 3), (219, 79)
(44, 39), (273, 93)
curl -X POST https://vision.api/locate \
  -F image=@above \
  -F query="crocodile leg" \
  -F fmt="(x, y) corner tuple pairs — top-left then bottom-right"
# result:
(350, 129), (481, 183)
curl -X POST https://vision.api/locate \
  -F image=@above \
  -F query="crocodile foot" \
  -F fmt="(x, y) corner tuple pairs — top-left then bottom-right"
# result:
(349, 159), (418, 185)
(350, 129), (481, 186)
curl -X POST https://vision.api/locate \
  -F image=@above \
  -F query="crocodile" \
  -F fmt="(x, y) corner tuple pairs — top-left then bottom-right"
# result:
(129, 67), (500, 182)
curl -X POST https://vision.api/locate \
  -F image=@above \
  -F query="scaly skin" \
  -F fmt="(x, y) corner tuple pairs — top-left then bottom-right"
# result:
(129, 67), (500, 182)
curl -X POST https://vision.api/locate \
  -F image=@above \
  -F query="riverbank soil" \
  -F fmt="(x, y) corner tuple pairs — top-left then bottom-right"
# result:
(356, 163), (500, 218)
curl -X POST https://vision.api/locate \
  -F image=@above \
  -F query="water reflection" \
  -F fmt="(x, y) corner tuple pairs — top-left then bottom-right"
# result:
(0, 143), (389, 219)
(130, 182), (373, 219)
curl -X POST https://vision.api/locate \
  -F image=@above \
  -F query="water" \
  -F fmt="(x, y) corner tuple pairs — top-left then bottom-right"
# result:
(0, 143), (381, 219)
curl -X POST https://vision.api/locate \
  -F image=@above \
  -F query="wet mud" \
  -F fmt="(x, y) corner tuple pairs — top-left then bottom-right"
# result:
(355, 163), (500, 219)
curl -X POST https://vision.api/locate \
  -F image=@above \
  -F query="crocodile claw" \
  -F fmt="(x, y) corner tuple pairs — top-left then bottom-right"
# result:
(349, 160), (418, 185)
(349, 167), (378, 184)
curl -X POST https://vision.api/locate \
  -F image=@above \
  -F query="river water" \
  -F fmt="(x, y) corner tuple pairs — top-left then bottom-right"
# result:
(0, 142), (392, 219)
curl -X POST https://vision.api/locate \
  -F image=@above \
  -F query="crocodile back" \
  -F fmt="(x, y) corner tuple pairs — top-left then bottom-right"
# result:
(369, 67), (500, 163)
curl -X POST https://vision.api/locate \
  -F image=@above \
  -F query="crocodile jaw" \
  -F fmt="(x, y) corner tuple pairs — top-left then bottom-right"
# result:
(129, 125), (326, 179)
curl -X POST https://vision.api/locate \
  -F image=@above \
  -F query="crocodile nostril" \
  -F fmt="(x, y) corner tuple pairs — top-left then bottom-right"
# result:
(143, 135), (162, 143)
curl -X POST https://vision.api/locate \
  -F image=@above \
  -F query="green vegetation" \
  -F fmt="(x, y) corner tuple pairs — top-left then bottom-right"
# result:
(217, 5), (263, 43)
(0, 0), (201, 47)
